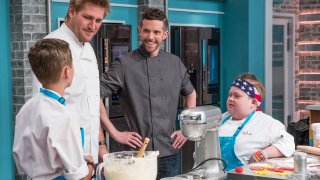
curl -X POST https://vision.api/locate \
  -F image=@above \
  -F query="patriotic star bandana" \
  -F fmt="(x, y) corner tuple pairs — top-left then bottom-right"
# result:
(232, 79), (256, 98)
(232, 79), (263, 111)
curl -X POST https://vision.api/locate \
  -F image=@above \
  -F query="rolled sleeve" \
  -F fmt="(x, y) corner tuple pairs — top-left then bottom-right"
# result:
(63, 163), (88, 180)
(100, 74), (113, 99)
(48, 113), (89, 180)
(269, 121), (295, 157)
(100, 58), (124, 99)
(179, 61), (195, 96)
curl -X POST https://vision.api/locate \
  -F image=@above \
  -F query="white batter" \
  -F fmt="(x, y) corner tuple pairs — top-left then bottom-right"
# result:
(104, 151), (159, 180)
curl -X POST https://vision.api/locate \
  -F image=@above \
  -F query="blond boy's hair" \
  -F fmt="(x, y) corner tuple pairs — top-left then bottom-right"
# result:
(66, 0), (111, 20)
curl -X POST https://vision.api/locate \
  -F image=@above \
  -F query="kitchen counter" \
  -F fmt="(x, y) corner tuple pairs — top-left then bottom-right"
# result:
(166, 152), (320, 180)
(227, 153), (320, 180)
(227, 165), (287, 180)
(306, 104), (320, 111)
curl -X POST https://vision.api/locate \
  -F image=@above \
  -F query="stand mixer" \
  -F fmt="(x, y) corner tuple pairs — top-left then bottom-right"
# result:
(176, 105), (227, 180)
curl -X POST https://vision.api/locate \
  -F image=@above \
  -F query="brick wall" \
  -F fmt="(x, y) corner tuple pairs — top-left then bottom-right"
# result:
(273, 0), (320, 119)
(300, 0), (320, 9)
(10, 0), (47, 115)
(299, 0), (320, 118)
(272, 0), (320, 120)
(10, 0), (47, 179)
(273, 0), (299, 13)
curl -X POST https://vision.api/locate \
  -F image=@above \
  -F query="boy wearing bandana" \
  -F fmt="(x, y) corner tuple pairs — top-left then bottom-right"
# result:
(218, 73), (295, 171)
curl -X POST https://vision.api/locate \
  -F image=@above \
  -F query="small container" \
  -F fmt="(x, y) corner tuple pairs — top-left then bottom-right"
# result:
(311, 123), (320, 147)
(293, 152), (307, 180)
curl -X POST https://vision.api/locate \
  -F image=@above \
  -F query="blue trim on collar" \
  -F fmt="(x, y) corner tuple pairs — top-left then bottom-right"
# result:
(40, 88), (65, 105)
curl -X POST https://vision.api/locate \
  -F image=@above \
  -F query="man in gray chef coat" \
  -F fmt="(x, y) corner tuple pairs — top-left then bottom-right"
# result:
(99, 8), (196, 179)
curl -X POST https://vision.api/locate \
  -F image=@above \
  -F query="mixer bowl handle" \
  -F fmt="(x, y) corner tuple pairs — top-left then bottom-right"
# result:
(96, 163), (104, 180)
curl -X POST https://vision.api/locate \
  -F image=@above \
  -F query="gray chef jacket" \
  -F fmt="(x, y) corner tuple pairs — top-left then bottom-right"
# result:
(100, 46), (195, 157)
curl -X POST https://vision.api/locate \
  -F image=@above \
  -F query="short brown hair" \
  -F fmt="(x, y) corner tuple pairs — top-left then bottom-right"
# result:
(140, 8), (168, 31)
(238, 73), (265, 98)
(66, 0), (111, 20)
(28, 39), (72, 85)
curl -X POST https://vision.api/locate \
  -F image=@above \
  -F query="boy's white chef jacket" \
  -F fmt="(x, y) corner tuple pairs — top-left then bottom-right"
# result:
(219, 111), (295, 165)
(32, 23), (100, 163)
(13, 93), (88, 180)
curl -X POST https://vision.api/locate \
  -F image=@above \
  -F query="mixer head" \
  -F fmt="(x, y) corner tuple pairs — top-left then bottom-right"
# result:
(179, 106), (222, 141)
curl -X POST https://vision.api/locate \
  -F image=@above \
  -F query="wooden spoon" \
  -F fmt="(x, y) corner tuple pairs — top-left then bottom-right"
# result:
(136, 138), (150, 158)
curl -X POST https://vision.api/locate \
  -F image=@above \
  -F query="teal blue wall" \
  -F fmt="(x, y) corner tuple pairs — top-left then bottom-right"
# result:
(222, 0), (249, 111)
(248, 0), (265, 109)
(248, 0), (265, 81)
(221, 0), (265, 112)
(168, 0), (224, 27)
(169, 0), (224, 10)
(0, 0), (14, 179)
(51, 0), (138, 49)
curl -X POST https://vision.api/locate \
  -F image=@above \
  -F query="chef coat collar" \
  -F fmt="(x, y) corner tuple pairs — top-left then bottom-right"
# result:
(138, 45), (162, 59)
(40, 88), (66, 105)
(60, 23), (83, 47)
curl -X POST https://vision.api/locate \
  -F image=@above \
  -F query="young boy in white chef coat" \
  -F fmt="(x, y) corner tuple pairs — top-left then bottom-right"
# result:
(13, 39), (95, 180)
(219, 73), (295, 171)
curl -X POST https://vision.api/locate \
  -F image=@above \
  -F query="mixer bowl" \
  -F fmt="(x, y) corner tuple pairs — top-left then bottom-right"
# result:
(180, 121), (207, 141)
(100, 151), (159, 180)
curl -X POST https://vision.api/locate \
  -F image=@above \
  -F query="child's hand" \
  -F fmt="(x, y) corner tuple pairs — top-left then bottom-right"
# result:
(84, 155), (96, 178)
(84, 155), (94, 163)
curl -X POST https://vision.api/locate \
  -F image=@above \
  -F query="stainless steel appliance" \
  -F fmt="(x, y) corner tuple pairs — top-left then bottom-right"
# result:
(91, 23), (132, 152)
(172, 106), (227, 180)
(170, 26), (221, 172)
(170, 26), (220, 107)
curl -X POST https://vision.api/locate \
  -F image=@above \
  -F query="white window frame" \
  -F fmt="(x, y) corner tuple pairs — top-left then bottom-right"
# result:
(265, 2), (296, 126)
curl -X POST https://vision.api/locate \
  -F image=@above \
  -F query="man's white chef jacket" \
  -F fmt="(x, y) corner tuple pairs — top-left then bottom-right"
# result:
(13, 92), (88, 180)
(219, 111), (295, 165)
(32, 23), (100, 163)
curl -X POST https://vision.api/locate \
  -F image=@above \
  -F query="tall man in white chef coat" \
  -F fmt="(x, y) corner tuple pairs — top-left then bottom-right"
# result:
(32, 0), (110, 163)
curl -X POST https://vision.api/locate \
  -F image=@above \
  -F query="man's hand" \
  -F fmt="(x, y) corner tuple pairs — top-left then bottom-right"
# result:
(100, 99), (143, 149)
(171, 130), (187, 149)
(113, 131), (143, 149)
